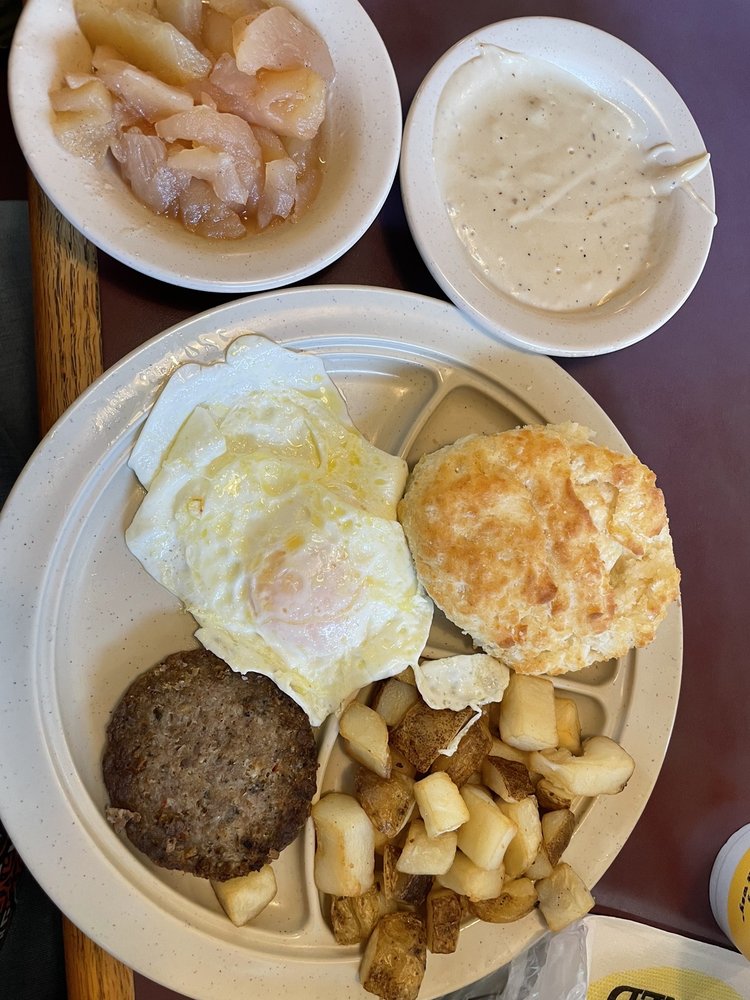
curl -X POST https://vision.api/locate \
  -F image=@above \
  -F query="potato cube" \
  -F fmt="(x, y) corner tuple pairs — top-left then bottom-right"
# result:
(340, 701), (392, 778)
(413, 772), (469, 839)
(211, 865), (277, 926)
(554, 697), (582, 755)
(430, 718), (492, 786)
(468, 876), (538, 923)
(395, 666), (417, 686)
(541, 809), (576, 867)
(482, 755), (535, 802)
(524, 844), (554, 880)
(499, 674), (558, 751)
(360, 913), (426, 1000)
(457, 785), (517, 872)
(497, 797), (543, 878)
(535, 778), (574, 811)
(437, 850), (505, 901)
(425, 885), (462, 954)
(487, 737), (531, 766)
(371, 821), (390, 855)
(529, 736), (635, 798)
(390, 750), (417, 779)
(354, 766), (415, 838)
(390, 702), (475, 772)
(330, 880), (388, 945)
(536, 862), (594, 931)
(382, 844), (433, 906)
(396, 819), (457, 876)
(311, 792), (375, 897)
(483, 700), (502, 736)
(371, 678), (421, 727)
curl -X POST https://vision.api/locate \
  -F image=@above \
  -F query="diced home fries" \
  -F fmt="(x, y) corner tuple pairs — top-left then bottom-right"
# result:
(319, 662), (635, 1000)
(340, 701), (392, 779)
(211, 864), (277, 926)
(50, 0), (332, 238)
(311, 793), (375, 897)
(203, 654), (634, 999)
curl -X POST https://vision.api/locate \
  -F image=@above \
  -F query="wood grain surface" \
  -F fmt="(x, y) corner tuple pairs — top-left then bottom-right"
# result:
(28, 180), (104, 436)
(27, 176), (135, 1000)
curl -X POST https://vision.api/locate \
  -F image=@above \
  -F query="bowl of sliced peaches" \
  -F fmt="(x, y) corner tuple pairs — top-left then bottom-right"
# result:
(9, 0), (402, 290)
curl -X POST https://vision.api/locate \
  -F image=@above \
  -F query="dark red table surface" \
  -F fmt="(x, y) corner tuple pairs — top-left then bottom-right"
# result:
(3, 0), (750, 997)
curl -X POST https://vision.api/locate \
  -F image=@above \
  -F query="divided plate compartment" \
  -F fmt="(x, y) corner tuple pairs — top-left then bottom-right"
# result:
(41, 344), (636, 990)
(0, 288), (681, 999)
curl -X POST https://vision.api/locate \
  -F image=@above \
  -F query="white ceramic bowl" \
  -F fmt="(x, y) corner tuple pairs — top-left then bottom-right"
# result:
(401, 17), (716, 357)
(9, 0), (401, 292)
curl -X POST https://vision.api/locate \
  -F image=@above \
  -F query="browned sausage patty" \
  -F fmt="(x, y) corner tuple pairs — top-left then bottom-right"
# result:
(102, 649), (318, 881)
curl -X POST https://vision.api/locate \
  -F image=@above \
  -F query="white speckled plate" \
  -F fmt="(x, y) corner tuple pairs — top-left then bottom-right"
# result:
(0, 287), (681, 999)
(401, 17), (716, 356)
(8, 0), (401, 292)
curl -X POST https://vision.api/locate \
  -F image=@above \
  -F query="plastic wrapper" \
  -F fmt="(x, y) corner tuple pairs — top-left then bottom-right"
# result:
(439, 921), (588, 1000)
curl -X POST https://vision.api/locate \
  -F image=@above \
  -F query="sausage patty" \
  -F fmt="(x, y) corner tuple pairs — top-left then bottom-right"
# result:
(103, 649), (318, 881)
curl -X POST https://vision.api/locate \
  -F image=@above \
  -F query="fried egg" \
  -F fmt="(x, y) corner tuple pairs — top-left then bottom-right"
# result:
(126, 335), (433, 725)
(415, 654), (510, 713)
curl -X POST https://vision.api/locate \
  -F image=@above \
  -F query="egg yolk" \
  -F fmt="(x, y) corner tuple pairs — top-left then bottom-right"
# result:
(248, 533), (365, 656)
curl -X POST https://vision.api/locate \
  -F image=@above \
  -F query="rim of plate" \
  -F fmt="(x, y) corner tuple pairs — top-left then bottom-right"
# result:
(8, 0), (402, 292)
(0, 286), (683, 999)
(400, 17), (716, 357)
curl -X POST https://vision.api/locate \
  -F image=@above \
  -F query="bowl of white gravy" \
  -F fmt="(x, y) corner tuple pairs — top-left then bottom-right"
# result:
(401, 18), (716, 356)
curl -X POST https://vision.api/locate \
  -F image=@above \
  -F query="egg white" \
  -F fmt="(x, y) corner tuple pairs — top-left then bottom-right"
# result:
(126, 335), (434, 724)
(414, 654), (510, 713)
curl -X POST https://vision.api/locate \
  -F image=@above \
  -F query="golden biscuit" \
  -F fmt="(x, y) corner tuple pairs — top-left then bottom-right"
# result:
(398, 422), (679, 675)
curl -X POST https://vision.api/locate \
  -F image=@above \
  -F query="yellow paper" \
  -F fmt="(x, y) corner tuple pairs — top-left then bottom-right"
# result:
(589, 966), (743, 999)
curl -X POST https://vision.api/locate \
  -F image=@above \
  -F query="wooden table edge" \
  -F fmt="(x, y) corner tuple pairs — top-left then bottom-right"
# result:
(27, 177), (136, 1000)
